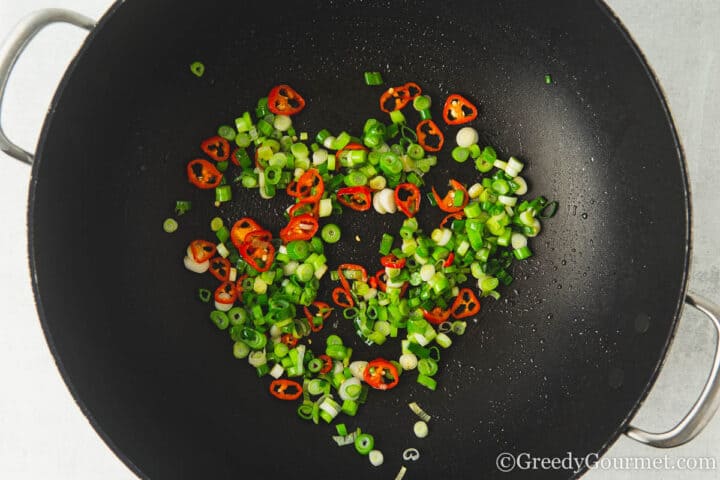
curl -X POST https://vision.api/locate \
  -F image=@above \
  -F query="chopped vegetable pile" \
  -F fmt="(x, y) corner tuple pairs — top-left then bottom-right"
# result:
(173, 72), (556, 469)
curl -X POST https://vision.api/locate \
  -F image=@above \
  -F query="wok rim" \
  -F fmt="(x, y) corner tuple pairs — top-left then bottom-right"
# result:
(25, 1), (692, 478)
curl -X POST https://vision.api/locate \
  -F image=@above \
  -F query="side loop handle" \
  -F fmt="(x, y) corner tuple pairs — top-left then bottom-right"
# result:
(0, 9), (95, 164)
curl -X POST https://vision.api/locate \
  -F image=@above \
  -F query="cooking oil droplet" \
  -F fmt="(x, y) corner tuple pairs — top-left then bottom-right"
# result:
(561, 259), (567, 265)
(557, 284), (562, 289)
(581, 213), (588, 219)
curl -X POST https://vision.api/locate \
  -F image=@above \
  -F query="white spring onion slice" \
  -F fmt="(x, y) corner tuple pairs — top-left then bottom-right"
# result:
(216, 243), (230, 258)
(322, 136), (335, 149)
(413, 252), (428, 265)
(513, 176), (528, 195)
(399, 353), (418, 370)
(283, 260), (299, 276)
(269, 324), (282, 338)
(435, 332), (452, 348)
(527, 218), (542, 237)
(368, 175), (386, 191)
(349, 361), (368, 380)
(228, 267), (237, 282)
(183, 255), (209, 273)
(414, 421), (429, 438)
(273, 114), (292, 132)
(431, 228), (452, 246)
(376, 188), (396, 213)
(319, 399), (340, 418)
(394, 466), (408, 480)
(269, 363), (284, 379)
(338, 377), (362, 401)
(332, 430), (359, 446)
(295, 345), (306, 376)
(253, 277), (267, 294)
(363, 288), (378, 301)
(409, 402), (432, 422)
(312, 148), (328, 165)
(214, 301), (232, 312)
(468, 183), (484, 198)
(511, 233), (528, 250)
(456, 126), (479, 148)
(506, 156), (524, 176)
(498, 195), (517, 207)
(413, 333), (430, 346)
(438, 321), (452, 333)
(369, 450), (384, 467)
(314, 264), (328, 279)
(248, 350), (266, 367)
(318, 198), (333, 217)
(402, 448), (421, 461)
(493, 159), (508, 171)
(456, 240), (470, 257)
(420, 264), (435, 282)
(372, 191), (387, 214)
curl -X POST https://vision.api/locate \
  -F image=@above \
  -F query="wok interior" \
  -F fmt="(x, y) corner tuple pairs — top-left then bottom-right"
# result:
(30, 1), (688, 478)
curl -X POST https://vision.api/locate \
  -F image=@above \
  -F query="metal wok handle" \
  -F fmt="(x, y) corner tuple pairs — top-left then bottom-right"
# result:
(0, 9), (95, 165)
(625, 292), (720, 448)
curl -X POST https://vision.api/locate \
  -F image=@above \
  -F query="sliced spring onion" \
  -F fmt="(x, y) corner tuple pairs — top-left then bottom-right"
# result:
(402, 448), (421, 461)
(179, 80), (556, 451)
(413, 420), (429, 438)
(189, 61), (205, 77)
(318, 198), (333, 217)
(184, 255), (208, 273)
(364, 71), (384, 86)
(456, 127), (479, 148)
(368, 450), (384, 467)
(354, 433), (375, 455)
(232, 341), (250, 359)
(163, 218), (178, 233)
(394, 466), (408, 480)
(174, 200), (192, 215)
(210, 217), (224, 231)
(399, 353), (418, 370)
(216, 243), (230, 258)
(333, 428), (359, 446)
(408, 402), (432, 422)
(273, 114), (292, 132)
(321, 223), (342, 244)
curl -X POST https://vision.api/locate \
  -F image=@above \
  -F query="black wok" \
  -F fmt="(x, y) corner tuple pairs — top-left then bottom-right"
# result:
(1, 1), (719, 479)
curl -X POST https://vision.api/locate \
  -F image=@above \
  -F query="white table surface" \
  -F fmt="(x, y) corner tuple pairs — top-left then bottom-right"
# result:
(0, 1), (718, 478)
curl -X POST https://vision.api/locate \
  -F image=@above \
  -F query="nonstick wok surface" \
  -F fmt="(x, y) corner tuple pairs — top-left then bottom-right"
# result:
(29, 0), (689, 478)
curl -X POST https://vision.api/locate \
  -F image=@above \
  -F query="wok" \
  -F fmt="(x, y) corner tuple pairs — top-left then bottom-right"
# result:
(1, 1), (719, 479)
